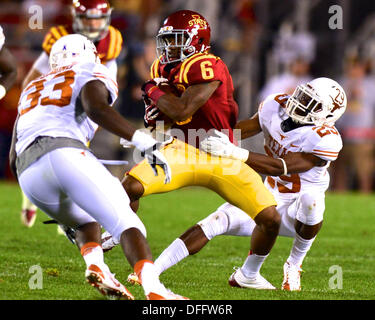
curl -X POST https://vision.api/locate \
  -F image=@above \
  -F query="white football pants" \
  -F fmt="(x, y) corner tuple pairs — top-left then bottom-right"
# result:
(18, 147), (146, 242)
(198, 189), (325, 240)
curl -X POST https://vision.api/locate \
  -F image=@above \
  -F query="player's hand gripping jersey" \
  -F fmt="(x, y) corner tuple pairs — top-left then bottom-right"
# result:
(258, 93), (343, 195)
(16, 62), (118, 155)
(150, 52), (238, 144)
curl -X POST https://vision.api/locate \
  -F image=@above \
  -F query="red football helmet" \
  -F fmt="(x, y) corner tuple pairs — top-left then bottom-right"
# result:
(156, 10), (211, 64)
(71, 0), (112, 42)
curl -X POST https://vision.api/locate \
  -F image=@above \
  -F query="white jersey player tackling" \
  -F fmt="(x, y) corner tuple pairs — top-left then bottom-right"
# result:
(137, 77), (346, 291)
(9, 34), (187, 300)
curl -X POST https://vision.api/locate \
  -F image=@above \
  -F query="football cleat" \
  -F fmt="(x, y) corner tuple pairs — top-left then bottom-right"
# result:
(146, 288), (189, 300)
(127, 272), (141, 286)
(228, 267), (276, 290)
(101, 231), (119, 252)
(85, 264), (134, 300)
(281, 261), (302, 291)
(21, 209), (37, 227)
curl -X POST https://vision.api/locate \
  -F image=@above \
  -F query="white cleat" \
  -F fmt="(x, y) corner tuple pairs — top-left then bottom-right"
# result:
(281, 261), (302, 291)
(101, 231), (119, 252)
(228, 267), (276, 290)
(146, 286), (189, 300)
(85, 264), (134, 300)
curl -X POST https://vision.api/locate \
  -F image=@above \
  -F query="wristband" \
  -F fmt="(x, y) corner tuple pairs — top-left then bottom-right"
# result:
(0, 85), (6, 100)
(147, 85), (166, 104)
(278, 158), (288, 176)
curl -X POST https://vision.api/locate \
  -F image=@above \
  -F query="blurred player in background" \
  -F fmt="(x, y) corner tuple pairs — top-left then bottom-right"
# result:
(104, 10), (281, 289)
(0, 26), (17, 100)
(150, 77), (346, 291)
(0, 25), (18, 179)
(9, 34), (185, 300)
(20, 0), (123, 227)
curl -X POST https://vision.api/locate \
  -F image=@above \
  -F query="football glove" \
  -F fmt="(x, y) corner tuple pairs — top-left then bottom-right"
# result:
(125, 130), (172, 184)
(201, 129), (249, 162)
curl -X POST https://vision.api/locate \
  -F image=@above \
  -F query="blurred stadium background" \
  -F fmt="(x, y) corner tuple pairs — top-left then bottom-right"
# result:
(0, 0), (374, 194)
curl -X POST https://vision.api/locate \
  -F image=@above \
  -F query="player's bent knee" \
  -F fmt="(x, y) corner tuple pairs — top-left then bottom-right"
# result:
(122, 175), (144, 202)
(197, 210), (229, 240)
(110, 211), (147, 243)
(297, 193), (324, 225)
(255, 206), (281, 235)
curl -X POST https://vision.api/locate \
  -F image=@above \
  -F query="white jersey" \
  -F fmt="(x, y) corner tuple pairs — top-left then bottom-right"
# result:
(258, 93), (343, 196)
(0, 25), (5, 51)
(16, 62), (118, 154)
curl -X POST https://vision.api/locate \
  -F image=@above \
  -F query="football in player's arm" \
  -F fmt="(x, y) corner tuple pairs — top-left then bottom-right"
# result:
(0, 25), (17, 100)
(113, 10), (282, 290)
(151, 78), (346, 291)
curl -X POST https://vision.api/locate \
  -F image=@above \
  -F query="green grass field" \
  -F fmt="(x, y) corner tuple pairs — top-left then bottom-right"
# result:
(0, 181), (374, 300)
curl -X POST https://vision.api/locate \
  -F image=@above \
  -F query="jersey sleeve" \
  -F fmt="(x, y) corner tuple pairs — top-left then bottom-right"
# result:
(258, 93), (288, 131)
(106, 26), (123, 61)
(77, 62), (118, 105)
(178, 53), (224, 85)
(0, 25), (5, 51)
(42, 25), (69, 56)
(302, 126), (343, 161)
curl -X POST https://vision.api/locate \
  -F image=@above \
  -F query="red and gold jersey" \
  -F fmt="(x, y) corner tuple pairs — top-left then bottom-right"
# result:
(42, 25), (123, 64)
(150, 52), (239, 143)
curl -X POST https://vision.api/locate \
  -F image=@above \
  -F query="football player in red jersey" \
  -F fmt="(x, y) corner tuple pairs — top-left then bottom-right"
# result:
(109, 10), (281, 290)
(20, 0), (123, 227)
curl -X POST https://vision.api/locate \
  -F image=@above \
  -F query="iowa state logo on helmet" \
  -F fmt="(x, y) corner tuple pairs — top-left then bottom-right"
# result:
(188, 15), (208, 29)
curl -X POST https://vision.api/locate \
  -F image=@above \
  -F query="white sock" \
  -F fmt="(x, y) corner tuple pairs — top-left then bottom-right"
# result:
(154, 238), (189, 275)
(241, 251), (268, 279)
(81, 243), (108, 271)
(139, 262), (165, 295)
(287, 233), (316, 266)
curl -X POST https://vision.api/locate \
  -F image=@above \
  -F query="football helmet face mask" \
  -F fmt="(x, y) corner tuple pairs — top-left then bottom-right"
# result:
(156, 10), (211, 64)
(71, 0), (112, 42)
(49, 34), (100, 71)
(285, 77), (347, 126)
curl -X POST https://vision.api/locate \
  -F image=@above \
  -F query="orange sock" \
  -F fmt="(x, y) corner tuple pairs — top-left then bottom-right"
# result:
(80, 242), (101, 256)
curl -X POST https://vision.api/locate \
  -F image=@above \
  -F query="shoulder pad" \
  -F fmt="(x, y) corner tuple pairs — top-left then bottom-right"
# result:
(42, 25), (69, 55)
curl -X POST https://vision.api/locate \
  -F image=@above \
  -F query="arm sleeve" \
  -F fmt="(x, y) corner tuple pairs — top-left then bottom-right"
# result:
(103, 59), (118, 80)
(303, 127), (343, 161)
(180, 54), (223, 85)
(78, 63), (119, 105)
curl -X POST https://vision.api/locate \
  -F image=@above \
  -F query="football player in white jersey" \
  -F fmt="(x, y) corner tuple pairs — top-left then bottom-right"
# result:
(9, 34), (186, 300)
(139, 77), (346, 291)
(0, 25), (17, 100)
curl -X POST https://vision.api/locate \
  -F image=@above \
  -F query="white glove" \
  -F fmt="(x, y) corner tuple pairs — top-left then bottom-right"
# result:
(130, 130), (172, 184)
(201, 129), (249, 162)
(153, 77), (169, 86)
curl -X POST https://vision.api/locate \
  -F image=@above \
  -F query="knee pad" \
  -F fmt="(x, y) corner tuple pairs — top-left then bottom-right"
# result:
(295, 192), (325, 226)
(110, 211), (147, 243)
(198, 209), (230, 240)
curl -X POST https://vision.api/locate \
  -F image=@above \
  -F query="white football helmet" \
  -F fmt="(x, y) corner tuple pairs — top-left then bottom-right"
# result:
(49, 34), (100, 71)
(285, 77), (347, 126)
